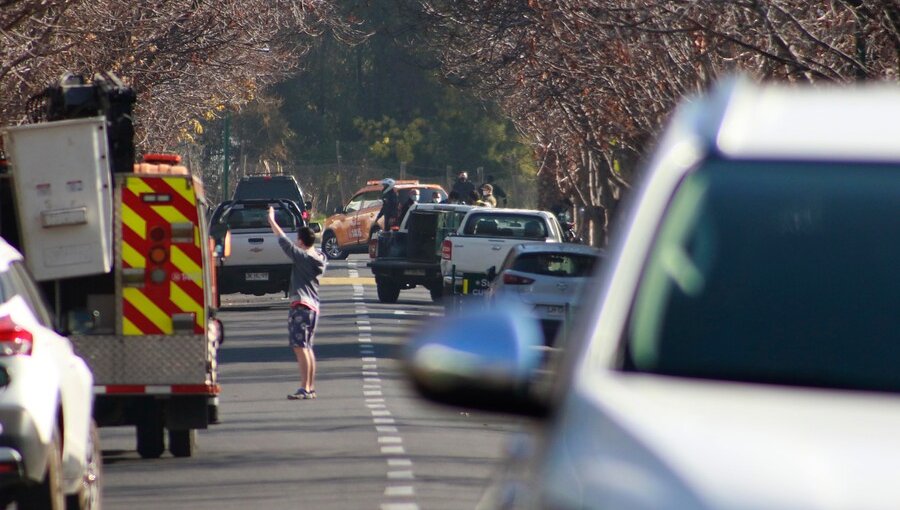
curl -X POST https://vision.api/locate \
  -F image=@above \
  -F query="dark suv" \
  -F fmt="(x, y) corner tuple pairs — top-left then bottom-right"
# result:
(233, 174), (310, 221)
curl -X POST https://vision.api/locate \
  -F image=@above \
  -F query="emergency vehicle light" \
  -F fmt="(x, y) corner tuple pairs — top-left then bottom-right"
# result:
(149, 226), (166, 242)
(143, 153), (181, 165)
(0, 316), (33, 356)
(149, 246), (168, 264)
(365, 179), (420, 186)
(141, 193), (172, 203)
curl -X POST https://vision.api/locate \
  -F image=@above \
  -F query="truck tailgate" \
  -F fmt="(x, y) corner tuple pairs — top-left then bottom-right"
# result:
(224, 229), (292, 267)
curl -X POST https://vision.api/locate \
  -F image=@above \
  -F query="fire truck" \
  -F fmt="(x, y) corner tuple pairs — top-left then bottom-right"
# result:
(0, 72), (222, 458)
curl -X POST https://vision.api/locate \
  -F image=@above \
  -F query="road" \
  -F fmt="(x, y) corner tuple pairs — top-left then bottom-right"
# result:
(98, 254), (524, 510)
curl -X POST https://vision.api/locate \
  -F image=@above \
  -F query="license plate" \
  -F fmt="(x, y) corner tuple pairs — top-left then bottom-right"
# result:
(537, 305), (565, 316)
(245, 272), (269, 281)
(404, 269), (426, 276)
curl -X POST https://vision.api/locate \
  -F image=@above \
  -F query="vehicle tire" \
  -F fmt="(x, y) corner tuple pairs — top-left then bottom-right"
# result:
(17, 424), (64, 510)
(322, 232), (348, 260)
(67, 420), (102, 510)
(427, 283), (443, 303)
(376, 279), (401, 303)
(136, 406), (165, 459)
(168, 429), (196, 458)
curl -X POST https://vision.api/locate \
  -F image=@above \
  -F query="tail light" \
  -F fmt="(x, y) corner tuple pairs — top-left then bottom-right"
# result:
(502, 273), (535, 285)
(368, 238), (378, 258)
(0, 315), (34, 356)
(148, 225), (169, 284)
(441, 239), (452, 260)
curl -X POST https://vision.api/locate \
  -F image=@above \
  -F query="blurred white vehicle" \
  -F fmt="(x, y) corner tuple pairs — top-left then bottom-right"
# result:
(407, 77), (900, 509)
(0, 238), (100, 510)
(488, 243), (603, 347)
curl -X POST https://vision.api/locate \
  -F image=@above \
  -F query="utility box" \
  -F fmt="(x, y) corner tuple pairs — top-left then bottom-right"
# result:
(2, 117), (113, 280)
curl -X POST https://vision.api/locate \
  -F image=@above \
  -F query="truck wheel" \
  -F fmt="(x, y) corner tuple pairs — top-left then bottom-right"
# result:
(136, 406), (165, 459)
(17, 425), (64, 510)
(168, 429), (196, 458)
(428, 284), (444, 303)
(67, 420), (102, 510)
(376, 279), (401, 303)
(322, 232), (348, 260)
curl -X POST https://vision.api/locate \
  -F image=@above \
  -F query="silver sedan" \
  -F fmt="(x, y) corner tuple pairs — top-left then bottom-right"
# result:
(487, 242), (603, 347)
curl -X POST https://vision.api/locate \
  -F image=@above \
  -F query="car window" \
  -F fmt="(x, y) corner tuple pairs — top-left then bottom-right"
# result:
(463, 213), (548, 238)
(627, 160), (900, 392)
(0, 267), (16, 304)
(226, 206), (295, 230)
(7, 262), (54, 328)
(400, 187), (444, 204)
(511, 252), (598, 277)
(233, 178), (304, 206)
(345, 193), (365, 213)
(361, 190), (383, 209)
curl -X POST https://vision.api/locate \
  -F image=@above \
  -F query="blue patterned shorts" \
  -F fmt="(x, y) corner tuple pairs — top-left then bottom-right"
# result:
(288, 306), (318, 348)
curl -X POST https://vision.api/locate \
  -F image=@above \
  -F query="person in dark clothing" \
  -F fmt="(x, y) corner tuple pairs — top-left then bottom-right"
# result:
(466, 189), (482, 206)
(374, 178), (400, 230)
(485, 175), (508, 206)
(268, 207), (326, 400)
(442, 190), (462, 204)
(399, 188), (420, 225)
(451, 171), (476, 200)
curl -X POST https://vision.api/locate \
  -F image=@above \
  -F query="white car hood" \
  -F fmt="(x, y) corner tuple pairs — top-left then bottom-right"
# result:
(542, 373), (900, 510)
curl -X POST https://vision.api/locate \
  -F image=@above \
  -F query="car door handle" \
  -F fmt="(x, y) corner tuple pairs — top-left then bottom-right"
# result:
(248, 238), (264, 244)
(492, 245), (502, 251)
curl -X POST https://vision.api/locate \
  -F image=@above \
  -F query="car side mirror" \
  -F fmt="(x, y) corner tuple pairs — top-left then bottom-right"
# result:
(308, 222), (322, 234)
(404, 302), (550, 417)
(334, 206), (344, 215)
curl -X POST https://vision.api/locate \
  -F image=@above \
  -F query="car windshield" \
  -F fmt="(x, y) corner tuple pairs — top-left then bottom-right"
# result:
(510, 252), (598, 277)
(463, 213), (547, 238)
(627, 159), (900, 392)
(226, 206), (295, 230)
(233, 179), (304, 205)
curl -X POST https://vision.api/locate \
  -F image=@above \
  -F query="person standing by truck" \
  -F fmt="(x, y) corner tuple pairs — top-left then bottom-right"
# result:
(399, 188), (420, 225)
(374, 178), (401, 230)
(268, 206), (326, 400)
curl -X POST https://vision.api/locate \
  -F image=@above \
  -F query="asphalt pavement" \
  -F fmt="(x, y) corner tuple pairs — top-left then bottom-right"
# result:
(98, 254), (525, 510)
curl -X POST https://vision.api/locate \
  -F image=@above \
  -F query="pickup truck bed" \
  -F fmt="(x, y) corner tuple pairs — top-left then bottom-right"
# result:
(369, 203), (473, 303)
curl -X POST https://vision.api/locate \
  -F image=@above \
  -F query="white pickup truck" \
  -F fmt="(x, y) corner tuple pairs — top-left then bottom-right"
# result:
(209, 199), (304, 297)
(440, 208), (563, 295)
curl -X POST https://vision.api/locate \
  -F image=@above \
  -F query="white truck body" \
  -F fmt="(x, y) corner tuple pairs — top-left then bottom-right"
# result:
(440, 208), (563, 293)
(213, 200), (300, 296)
(2, 117), (114, 280)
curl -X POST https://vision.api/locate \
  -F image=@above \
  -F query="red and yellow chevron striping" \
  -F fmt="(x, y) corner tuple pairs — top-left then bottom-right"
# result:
(120, 176), (206, 335)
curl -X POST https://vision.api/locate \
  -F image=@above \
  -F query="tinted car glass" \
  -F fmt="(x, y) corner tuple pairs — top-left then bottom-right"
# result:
(225, 205), (296, 230)
(0, 266), (15, 303)
(510, 253), (598, 277)
(627, 160), (900, 392)
(233, 177), (304, 208)
(463, 213), (546, 237)
(399, 187), (445, 204)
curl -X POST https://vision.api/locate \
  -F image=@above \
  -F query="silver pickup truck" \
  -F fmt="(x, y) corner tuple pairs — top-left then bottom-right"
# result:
(209, 199), (304, 297)
(440, 208), (563, 295)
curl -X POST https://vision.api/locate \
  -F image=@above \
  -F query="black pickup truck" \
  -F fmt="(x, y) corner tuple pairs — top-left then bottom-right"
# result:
(368, 203), (474, 303)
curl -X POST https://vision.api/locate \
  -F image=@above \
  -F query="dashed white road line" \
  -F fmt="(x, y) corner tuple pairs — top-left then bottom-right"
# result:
(352, 282), (418, 509)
